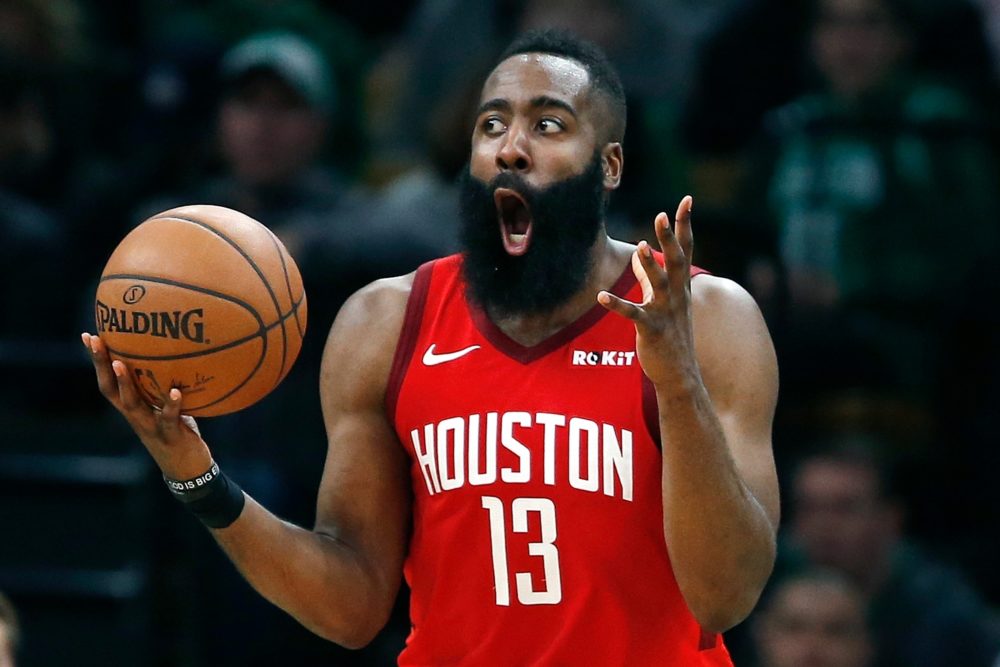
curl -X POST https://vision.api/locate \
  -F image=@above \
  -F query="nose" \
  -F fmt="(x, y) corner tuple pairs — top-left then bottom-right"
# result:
(495, 122), (531, 173)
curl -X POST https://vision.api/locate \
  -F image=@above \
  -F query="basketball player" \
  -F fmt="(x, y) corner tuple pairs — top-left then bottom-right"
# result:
(82, 30), (779, 664)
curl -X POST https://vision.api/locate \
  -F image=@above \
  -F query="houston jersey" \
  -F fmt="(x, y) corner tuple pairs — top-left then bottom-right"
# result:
(387, 254), (732, 666)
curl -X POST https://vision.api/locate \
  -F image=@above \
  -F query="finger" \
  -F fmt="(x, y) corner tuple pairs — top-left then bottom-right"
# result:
(112, 359), (148, 412)
(85, 333), (121, 403)
(597, 289), (647, 322)
(634, 240), (666, 299)
(654, 211), (685, 269)
(158, 388), (186, 438)
(674, 195), (694, 264)
(160, 387), (183, 422)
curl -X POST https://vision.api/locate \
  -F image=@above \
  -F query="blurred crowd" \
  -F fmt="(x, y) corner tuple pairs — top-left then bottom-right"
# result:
(1, 0), (999, 665)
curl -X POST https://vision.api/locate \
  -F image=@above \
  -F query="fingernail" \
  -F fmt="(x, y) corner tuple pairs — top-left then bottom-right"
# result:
(80, 333), (88, 348)
(170, 388), (181, 401)
(112, 361), (124, 377)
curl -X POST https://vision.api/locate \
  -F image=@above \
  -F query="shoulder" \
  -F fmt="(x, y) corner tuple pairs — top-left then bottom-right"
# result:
(326, 273), (417, 354)
(691, 273), (762, 321)
(330, 254), (463, 344)
(690, 273), (771, 346)
(690, 274), (778, 397)
(317, 270), (424, 414)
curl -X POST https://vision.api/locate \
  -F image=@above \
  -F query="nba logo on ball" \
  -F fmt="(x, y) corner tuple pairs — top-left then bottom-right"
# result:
(95, 205), (307, 417)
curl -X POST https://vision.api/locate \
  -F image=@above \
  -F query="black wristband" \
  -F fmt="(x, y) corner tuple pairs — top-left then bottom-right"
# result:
(164, 462), (223, 500)
(164, 463), (246, 529)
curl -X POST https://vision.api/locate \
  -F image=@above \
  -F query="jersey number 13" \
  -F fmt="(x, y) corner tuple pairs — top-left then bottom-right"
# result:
(481, 496), (562, 606)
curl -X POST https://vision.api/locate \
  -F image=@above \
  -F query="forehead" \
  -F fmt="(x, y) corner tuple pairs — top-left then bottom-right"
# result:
(481, 53), (592, 107)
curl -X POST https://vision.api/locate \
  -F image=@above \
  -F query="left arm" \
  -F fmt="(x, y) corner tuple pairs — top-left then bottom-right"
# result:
(599, 196), (779, 633)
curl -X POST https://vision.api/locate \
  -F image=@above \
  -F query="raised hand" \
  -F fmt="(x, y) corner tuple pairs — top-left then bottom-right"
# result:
(81, 332), (212, 479)
(597, 196), (699, 390)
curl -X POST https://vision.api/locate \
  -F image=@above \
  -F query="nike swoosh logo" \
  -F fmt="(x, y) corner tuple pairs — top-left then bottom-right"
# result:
(422, 343), (481, 366)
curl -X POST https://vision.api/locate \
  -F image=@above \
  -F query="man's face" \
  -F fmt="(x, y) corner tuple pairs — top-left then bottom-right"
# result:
(218, 72), (327, 187)
(791, 460), (896, 579)
(756, 579), (872, 667)
(460, 53), (616, 314)
(812, 0), (908, 99)
(470, 53), (602, 193)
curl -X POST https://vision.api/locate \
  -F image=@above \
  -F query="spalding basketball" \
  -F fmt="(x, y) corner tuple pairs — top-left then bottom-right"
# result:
(95, 205), (307, 417)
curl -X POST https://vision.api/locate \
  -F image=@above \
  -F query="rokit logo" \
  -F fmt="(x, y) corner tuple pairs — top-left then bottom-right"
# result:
(571, 350), (636, 366)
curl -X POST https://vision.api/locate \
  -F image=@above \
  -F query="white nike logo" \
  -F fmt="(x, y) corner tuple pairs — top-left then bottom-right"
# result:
(422, 343), (481, 366)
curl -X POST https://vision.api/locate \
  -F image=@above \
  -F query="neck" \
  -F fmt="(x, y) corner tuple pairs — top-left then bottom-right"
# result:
(486, 234), (633, 347)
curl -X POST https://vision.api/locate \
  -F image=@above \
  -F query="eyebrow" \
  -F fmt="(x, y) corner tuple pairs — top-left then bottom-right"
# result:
(476, 95), (578, 118)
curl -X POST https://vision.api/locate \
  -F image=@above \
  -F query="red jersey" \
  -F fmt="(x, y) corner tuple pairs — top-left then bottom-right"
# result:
(386, 254), (732, 666)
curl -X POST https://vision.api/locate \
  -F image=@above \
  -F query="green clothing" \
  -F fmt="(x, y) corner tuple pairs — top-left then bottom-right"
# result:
(760, 78), (1000, 395)
(766, 78), (998, 307)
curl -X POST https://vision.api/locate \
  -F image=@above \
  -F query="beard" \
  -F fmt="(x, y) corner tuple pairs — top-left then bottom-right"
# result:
(458, 151), (607, 317)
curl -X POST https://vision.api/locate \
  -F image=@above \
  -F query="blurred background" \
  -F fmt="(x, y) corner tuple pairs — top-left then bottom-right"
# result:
(1, 0), (998, 665)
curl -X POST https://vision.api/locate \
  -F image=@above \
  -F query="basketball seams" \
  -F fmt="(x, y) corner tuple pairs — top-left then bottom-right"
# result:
(104, 306), (303, 415)
(99, 208), (307, 416)
(100, 273), (266, 329)
(181, 303), (305, 414)
(263, 226), (306, 339)
(154, 215), (290, 383)
(260, 226), (305, 393)
(103, 303), (299, 362)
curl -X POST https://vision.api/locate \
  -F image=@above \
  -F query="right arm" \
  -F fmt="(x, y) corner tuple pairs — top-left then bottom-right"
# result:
(82, 275), (414, 648)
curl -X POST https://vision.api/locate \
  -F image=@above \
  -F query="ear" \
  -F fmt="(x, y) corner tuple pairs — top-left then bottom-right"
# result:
(601, 143), (623, 190)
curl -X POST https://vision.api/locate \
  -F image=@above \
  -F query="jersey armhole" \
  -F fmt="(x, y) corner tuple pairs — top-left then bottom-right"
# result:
(641, 375), (660, 449)
(385, 260), (435, 422)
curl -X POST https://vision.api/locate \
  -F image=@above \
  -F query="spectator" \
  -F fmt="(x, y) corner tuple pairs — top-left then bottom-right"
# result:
(134, 31), (415, 666)
(783, 438), (1000, 667)
(753, 569), (873, 667)
(141, 30), (445, 352)
(749, 0), (999, 400)
(0, 592), (18, 667)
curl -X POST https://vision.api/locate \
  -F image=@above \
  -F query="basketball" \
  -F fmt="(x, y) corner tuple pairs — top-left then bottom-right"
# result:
(94, 204), (307, 417)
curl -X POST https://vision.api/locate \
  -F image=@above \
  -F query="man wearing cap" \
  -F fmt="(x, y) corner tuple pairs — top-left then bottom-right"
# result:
(132, 32), (383, 663)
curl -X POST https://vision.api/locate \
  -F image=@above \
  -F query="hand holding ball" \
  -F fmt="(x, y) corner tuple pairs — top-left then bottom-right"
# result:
(94, 205), (307, 416)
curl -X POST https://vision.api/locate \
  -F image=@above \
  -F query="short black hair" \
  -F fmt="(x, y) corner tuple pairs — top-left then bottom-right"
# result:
(498, 28), (626, 143)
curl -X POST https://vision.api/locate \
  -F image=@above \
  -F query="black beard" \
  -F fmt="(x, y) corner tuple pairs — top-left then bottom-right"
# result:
(458, 152), (607, 317)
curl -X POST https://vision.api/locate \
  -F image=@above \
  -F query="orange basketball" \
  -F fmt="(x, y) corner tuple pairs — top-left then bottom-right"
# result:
(95, 205), (307, 417)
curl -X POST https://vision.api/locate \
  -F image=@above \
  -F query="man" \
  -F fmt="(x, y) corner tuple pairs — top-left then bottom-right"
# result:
(82, 30), (780, 664)
(785, 440), (1000, 667)
(138, 30), (345, 265)
(752, 570), (873, 667)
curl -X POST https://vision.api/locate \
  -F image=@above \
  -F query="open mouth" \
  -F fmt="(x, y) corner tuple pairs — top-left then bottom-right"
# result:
(494, 187), (533, 256)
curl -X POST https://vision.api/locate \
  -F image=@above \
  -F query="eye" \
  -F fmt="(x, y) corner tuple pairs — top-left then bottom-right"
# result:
(537, 117), (564, 134)
(482, 117), (506, 135)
